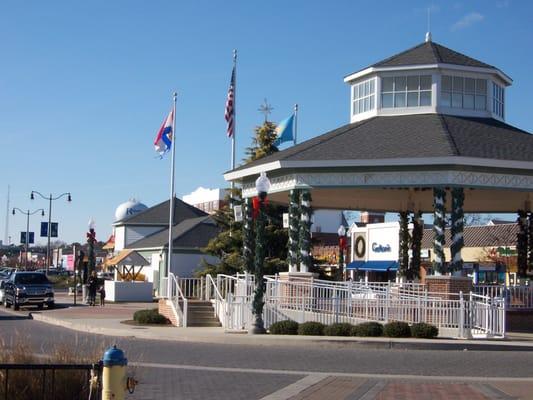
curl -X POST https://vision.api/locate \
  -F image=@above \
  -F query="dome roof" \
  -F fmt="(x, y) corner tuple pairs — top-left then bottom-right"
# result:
(114, 199), (148, 221)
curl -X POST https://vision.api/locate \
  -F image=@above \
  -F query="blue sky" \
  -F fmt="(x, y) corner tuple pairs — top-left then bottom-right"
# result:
(0, 0), (532, 244)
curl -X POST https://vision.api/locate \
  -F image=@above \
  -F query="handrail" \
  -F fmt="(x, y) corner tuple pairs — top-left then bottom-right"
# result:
(168, 272), (188, 327)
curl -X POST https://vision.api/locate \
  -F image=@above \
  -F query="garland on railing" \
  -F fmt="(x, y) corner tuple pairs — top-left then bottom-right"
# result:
(243, 198), (255, 274)
(527, 212), (533, 271)
(450, 187), (464, 273)
(287, 189), (300, 272)
(397, 211), (410, 279)
(252, 197), (266, 328)
(409, 211), (423, 281)
(517, 209), (528, 278)
(433, 187), (447, 274)
(299, 190), (313, 273)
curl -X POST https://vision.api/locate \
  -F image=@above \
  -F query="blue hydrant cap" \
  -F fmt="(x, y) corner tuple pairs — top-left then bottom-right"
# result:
(103, 345), (127, 367)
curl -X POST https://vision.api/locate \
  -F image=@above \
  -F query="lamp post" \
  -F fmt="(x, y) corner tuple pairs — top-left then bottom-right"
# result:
(87, 218), (97, 277)
(337, 225), (347, 281)
(250, 172), (270, 334)
(12, 208), (45, 268)
(30, 190), (72, 275)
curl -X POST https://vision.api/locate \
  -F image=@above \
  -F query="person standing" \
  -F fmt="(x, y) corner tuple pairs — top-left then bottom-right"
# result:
(87, 271), (98, 306)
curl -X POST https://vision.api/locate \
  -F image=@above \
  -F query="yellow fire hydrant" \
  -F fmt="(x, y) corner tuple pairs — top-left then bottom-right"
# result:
(102, 345), (128, 400)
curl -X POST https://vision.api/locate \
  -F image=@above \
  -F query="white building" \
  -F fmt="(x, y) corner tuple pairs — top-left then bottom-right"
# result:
(183, 187), (228, 214)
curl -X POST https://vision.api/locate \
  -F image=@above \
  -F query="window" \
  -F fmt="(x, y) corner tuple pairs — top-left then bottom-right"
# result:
(493, 82), (504, 118)
(352, 78), (376, 115)
(441, 75), (486, 110)
(381, 75), (431, 108)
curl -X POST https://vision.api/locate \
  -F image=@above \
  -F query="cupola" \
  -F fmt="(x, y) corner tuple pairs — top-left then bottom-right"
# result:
(344, 36), (512, 123)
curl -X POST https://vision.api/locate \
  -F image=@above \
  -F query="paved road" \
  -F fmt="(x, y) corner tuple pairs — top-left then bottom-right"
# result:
(2, 310), (533, 399)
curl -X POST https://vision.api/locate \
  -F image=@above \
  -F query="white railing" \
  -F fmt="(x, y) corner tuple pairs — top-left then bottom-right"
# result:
(474, 284), (533, 309)
(205, 274), (228, 327)
(167, 273), (188, 327)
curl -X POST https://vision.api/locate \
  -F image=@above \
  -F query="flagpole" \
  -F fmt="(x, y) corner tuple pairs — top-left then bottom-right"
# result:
(293, 103), (298, 145)
(167, 92), (177, 283)
(231, 49), (237, 194)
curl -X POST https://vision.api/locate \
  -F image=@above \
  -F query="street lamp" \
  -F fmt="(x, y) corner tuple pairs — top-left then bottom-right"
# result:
(87, 218), (97, 277)
(337, 225), (347, 281)
(250, 172), (271, 334)
(12, 207), (45, 268)
(30, 190), (72, 275)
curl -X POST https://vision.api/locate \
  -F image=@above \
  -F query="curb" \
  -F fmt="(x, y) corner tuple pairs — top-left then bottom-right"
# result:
(22, 311), (533, 351)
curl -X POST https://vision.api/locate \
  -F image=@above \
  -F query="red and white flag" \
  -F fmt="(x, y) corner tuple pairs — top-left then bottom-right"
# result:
(224, 67), (235, 138)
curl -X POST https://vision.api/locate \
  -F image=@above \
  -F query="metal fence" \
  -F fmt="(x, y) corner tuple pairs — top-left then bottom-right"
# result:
(474, 284), (533, 309)
(0, 362), (101, 400)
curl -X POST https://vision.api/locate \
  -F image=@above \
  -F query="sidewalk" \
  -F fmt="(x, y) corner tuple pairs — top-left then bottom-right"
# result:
(6, 295), (531, 351)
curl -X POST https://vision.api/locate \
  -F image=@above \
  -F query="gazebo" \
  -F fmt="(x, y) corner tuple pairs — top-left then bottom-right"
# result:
(224, 35), (533, 281)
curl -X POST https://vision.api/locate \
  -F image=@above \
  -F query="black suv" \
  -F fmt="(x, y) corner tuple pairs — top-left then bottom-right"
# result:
(3, 272), (54, 310)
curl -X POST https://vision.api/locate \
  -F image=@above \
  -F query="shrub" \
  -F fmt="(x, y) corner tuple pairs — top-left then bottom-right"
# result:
(383, 321), (411, 338)
(411, 323), (439, 339)
(269, 320), (299, 335)
(323, 323), (353, 336)
(133, 308), (169, 325)
(351, 322), (383, 337)
(297, 321), (325, 336)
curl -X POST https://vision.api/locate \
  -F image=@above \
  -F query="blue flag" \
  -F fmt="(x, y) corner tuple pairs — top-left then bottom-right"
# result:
(273, 114), (295, 146)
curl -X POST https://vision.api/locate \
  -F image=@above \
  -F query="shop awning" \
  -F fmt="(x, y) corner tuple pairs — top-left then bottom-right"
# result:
(346, 261), (398, 271)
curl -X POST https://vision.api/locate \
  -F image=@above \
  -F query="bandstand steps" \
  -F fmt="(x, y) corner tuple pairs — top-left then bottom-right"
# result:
(187, 300), (221, 327)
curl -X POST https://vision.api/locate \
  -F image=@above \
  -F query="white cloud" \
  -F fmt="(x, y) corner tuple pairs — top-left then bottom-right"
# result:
(451, 12), (484, 31)
(496, 0), (510, 8)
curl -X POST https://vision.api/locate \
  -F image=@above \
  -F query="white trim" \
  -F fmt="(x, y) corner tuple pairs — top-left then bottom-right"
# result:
(225, 156), (533, 182)
(344, 63), (512, 86)
(224, 160), (281, 180)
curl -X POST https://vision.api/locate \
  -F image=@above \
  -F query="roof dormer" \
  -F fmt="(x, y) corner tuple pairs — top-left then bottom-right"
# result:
(345, 37), (512, 123)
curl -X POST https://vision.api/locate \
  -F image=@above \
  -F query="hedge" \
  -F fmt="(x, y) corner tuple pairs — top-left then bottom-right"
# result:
(269, 320), (299, 335)
(323, 323), (353, 336)
(410, 323), (439, 339)
(298, 321), (325, 336)
(351, 322), (383, 337)
(383, 321), (411, 338)
(133, 308), (169, 325)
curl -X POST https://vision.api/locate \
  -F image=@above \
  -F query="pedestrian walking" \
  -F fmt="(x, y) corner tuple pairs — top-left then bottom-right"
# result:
(87, 271), (98, 306)
(99, 285), (106, 306)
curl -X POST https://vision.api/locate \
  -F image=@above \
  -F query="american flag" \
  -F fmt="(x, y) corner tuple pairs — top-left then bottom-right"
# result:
(224, 67), (235, 138)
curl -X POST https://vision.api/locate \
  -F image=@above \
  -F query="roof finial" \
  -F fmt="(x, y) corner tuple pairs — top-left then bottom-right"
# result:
(425, 7), (432, 42)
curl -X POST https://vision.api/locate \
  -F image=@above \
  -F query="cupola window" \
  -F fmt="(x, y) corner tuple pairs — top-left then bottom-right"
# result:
(492, 82), (504, 118)
(352, 78), (376, 115)
(441, 76), (486, 110)
(381, 75), (431, 108)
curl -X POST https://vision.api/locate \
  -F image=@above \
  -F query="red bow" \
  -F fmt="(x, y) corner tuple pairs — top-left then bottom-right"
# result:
(252, 196), (268, 219)
(339, 236), (347, 250)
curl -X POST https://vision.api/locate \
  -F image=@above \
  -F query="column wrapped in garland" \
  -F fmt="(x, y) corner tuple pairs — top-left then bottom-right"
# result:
(287, 189), (300, 273)
(450, 188), (464, 273)
(243, 198), (254, 274)
(299, 190), (313, 273)
(409, 211), (423, 281)
(397, 211), (410, 280)
(527, 212), (533, 271)
(517, 210), (528, 278)
(433, 187), (447, 274)
(251, 194), (267, 333)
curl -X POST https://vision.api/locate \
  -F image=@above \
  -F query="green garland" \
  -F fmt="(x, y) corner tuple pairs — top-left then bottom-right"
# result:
(527, 212), (533, 271)
(433, 187), (447, 274)
(409, 211), (423, 281)
(243, 198), (255, 274)
(450, 188), (464, 273)
(517, 209), (528, 278)
(252, 196), (266, 331)
(287, 189), (300, 272)
(397, 211), (410, 279)
(299, 190), (313, 272)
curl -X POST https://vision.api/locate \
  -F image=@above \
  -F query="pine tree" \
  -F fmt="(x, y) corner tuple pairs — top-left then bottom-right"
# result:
(245, 121), (279, 162)
(200, 120), (288, 276)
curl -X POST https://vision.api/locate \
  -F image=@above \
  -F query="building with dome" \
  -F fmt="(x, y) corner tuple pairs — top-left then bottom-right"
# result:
(110, 197), (220, 294)
(224, 34), (533, 279)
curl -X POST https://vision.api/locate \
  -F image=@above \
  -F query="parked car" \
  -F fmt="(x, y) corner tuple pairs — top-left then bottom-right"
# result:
(3, 271), (55, 310)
